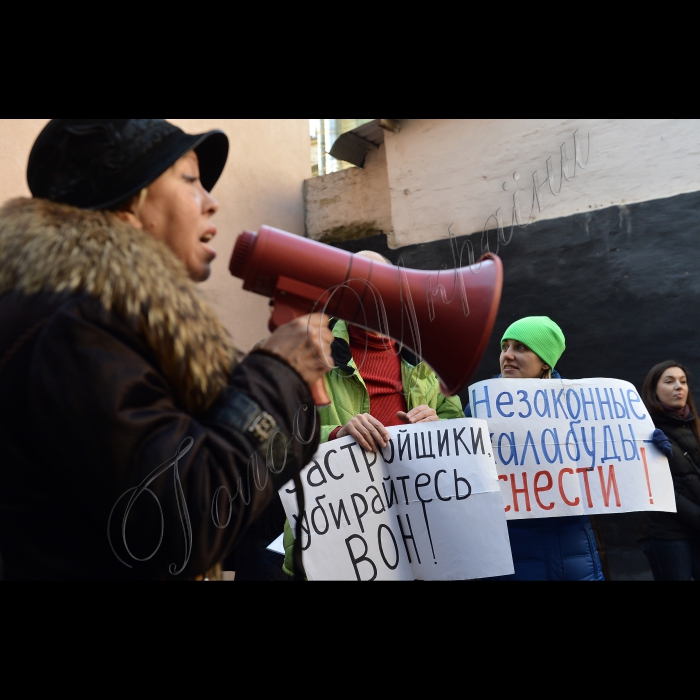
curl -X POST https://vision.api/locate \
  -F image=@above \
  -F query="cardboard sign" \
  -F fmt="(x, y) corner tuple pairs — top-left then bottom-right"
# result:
(279, 419), (514, 580)
(468, 378), (676, 518)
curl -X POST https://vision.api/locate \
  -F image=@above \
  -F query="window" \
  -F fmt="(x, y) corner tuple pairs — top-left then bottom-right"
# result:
(310, 119), (374, 176)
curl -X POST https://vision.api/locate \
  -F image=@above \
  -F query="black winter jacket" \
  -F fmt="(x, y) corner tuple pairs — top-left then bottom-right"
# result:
(0, 198), (319, 580)
(641, 412), (700, 541)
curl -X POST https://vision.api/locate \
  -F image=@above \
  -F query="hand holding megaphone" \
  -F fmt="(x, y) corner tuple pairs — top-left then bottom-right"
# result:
(257, 313), (335, 391)
(231, 226), (503, 407)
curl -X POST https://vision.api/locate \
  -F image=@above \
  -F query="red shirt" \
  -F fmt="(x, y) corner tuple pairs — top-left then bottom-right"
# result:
(329, 325), (408, 440)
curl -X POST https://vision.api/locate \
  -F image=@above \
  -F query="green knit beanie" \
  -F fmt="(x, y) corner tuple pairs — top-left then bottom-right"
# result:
(501, 316), (566, 369)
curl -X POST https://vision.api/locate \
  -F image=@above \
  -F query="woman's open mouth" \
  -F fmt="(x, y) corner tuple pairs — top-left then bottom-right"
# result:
(200, 229), (217, 259)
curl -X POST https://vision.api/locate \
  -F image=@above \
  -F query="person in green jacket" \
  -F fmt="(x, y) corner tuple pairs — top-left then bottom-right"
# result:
(282, 250), (464, 576)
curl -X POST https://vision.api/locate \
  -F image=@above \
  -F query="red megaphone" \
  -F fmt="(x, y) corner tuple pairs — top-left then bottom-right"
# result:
(230, 226), (502, 407)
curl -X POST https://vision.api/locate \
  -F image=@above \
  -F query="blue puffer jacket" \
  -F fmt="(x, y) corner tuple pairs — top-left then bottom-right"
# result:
(466, 371), (605, 581)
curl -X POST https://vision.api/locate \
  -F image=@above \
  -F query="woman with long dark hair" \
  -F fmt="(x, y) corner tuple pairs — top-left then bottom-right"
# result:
(640, 361), (700, 580)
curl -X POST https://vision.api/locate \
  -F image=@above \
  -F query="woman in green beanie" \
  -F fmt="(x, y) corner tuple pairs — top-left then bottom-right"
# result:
(499, 316), (564, 379)
(466, 316), (606, 580)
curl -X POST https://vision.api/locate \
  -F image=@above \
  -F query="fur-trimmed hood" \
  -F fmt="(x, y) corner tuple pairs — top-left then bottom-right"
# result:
(0, 197), (237, 414)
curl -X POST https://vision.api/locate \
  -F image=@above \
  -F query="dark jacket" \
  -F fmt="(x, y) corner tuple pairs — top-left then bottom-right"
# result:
(465, 371), (604, 580)
(0, 197), (319, 580)
(641, 412), (700, 541)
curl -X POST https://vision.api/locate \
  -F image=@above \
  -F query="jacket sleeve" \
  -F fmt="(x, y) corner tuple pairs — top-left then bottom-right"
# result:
(320, 423), (342, 444)
(436, 393), (465, 420)
(319, 426), (347, 445)
(27, 298), (319, 579)
(664, 432), (700, 536)
(673, 491), (700, 537)
(318, 374), (343, 443)
(426, 372), (464, 420)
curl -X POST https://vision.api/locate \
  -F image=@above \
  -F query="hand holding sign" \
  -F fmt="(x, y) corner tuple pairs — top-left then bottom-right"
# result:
(397, 404), (439, 424)
(279, 418), (514, 580)
(468, 377), (676, 518)
(336, 413), (390, 452)
(651, 429), (673, 459)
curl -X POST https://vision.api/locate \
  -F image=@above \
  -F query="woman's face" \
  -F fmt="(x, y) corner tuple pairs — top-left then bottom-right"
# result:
(138, 150), (220, 282)
(500, 339), (547, 379)
(656, 367), (688, 409)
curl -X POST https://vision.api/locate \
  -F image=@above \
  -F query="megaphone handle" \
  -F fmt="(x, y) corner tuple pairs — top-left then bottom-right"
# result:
(311, 377), (331, 408)
(268, 282), (333, 408)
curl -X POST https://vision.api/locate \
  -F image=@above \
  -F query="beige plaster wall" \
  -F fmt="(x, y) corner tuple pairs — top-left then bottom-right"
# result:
(304, 142), (392, 242)
(0, 119), (49, 200)
(383, 119), (700, 248)
(0, 118), (311, 352)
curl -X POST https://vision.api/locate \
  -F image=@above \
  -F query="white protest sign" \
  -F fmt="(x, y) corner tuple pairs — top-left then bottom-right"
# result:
(279, 418), (513, 580)
(468, 378), (676, 519)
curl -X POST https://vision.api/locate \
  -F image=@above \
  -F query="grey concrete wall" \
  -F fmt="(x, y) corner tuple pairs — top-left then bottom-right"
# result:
(304, 141), (392, 243)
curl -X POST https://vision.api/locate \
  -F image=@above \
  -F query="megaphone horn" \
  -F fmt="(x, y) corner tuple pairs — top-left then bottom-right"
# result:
(230, 226), (503, 405)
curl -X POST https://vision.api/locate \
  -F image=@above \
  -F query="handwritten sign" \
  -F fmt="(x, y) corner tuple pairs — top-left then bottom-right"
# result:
(279, 419), (514, 580)
(468, 378), (676, 518)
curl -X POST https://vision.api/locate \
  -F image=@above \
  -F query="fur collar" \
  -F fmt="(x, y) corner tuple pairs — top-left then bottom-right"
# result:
(0, 197), (237, 414)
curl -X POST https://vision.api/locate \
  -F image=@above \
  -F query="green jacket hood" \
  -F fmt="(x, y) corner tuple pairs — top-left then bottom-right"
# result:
(319, 319), (463, 442)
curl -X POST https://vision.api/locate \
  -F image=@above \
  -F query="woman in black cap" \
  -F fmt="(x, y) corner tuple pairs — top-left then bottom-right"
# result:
(0, 119), (333, 580)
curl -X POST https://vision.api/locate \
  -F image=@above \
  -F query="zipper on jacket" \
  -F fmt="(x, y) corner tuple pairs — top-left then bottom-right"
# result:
(583, 525), (602, 580)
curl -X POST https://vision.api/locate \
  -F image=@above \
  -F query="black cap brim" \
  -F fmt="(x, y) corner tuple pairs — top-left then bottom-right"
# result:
(90, 129), (229, 210)
(192, 131), (229, 193)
